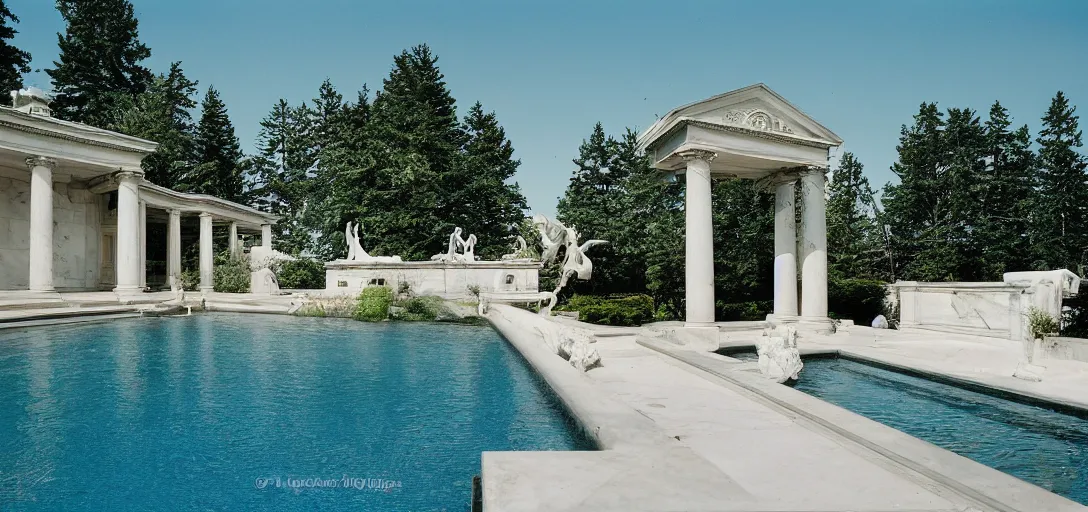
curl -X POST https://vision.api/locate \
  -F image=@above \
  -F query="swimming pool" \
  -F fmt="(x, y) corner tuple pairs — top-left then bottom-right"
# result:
(0, 314), (592, 510)
(793, 356), (1088, 505)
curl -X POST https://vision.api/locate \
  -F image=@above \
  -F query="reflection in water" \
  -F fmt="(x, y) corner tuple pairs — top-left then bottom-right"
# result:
(795, 358), (1088, 504)
(0, 314), (592, 510)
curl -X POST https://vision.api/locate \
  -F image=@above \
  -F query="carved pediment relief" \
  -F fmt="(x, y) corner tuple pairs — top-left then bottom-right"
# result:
(720, 108), (794, 134)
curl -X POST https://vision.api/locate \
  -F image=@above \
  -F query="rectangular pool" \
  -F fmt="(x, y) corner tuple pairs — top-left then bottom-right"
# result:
(0, 314), (593, 510)
(794, 357), (1088, 505)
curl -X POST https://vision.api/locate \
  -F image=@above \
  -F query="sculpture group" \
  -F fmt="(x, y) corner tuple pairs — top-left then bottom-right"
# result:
(533, 214), (608, 302)
(344, 222), (403, 263)
(431, 227), (478, 263)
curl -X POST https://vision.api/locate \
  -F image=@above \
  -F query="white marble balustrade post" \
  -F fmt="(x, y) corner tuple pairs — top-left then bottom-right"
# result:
(679, 149), (717, 327)
(773, 179), (799, 319)
(139, 200), (147, 289)
(167, 209), (181, 291)
(114, 171), (143, 293)
(800, 168), (829, 320)
(26, 156), (57, 292)
(199, 213), (214, 295)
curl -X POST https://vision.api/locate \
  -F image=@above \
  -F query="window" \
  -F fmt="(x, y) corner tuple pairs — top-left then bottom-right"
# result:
(505, 274), (515, 285)
(368, 278), (386, 286)
(337, 280), (348, 287)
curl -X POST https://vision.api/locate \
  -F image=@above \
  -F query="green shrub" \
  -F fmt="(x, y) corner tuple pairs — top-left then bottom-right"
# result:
(180, 268), (200, 291)
(828, 277), (888, 326)
(1026, 306), (1059, 340)
(716, 300), (773, 321)
(393, 296), (443, 321)
(213, 254), (251, 293)
(354, 286), (393, 322)
(558, 294), (654, 326)
(276, 258), (325, 289)
(294, 295), (354, 318)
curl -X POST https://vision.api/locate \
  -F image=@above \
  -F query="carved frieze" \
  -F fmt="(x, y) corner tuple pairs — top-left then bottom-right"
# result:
(721, 108), (794, 134)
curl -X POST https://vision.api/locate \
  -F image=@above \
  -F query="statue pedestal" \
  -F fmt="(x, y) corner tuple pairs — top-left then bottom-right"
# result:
(324, 260), (542, 300)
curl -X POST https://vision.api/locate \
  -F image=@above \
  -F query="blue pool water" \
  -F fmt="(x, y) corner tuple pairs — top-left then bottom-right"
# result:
(793, 357), (1088, 504)
(0, 314), (592, 511)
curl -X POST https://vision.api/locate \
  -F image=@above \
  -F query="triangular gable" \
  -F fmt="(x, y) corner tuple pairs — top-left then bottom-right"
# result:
(640, 83), (842, 150)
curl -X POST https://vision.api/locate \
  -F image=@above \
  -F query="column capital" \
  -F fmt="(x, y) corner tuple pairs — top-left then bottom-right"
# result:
(677, 149), (717, 164)
(167, 208), (182, 217)
(25, 156), (57, 170)
(114, 169), (143, 182)
(199, 212), (214, 219)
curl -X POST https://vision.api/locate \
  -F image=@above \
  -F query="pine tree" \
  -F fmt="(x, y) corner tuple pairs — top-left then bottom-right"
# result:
(974, 101), (1035, 277)
(47, 0), (152, 126)
(112, 62), (198, 188)
(361, 44), (466, 260)
(712, 179), (775, 315)
(249, 99), (316, 254)
(453, 102), (528, 260)
(827, 152), (884, 280)
(185, 86), (244, 201)
(556, 123), (627, 294)
(0, 1), (30, 93)
(1033, 92), (1088, 272)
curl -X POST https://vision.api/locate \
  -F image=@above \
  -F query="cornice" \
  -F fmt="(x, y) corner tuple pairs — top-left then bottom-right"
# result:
(0, 114), (155, 155)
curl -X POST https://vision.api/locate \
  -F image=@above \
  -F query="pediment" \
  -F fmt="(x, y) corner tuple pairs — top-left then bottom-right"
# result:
(639, 84), (842, 151)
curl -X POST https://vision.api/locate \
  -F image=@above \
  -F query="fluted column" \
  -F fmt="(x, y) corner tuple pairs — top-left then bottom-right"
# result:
(773, 179), (799, 318)
(679, 149), (717, 327)
(800, 168), (828, 320)
(167, 209), (181, 291)
(138, 200), (147, 289)
(27, 156), (57, 292)
(199, 213), (214, 294)
(228, 222), (239, 258)
(114, 171), (143, 293)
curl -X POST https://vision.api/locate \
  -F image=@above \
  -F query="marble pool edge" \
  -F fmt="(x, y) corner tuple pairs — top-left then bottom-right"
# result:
(639, 336), (1085, 512)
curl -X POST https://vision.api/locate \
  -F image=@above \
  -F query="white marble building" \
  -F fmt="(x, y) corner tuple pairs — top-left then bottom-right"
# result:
(638, 84), (843, 333)
(0, 88), (278, 296)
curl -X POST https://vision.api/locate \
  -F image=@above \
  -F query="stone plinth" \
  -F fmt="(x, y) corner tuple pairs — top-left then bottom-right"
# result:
(324, 260), (541, 300)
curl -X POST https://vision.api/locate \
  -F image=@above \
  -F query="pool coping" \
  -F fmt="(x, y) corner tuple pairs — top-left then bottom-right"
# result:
(639, 336), (1086, 512)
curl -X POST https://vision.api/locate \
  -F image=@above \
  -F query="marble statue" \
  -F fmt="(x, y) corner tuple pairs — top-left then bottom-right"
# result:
(501, 236), (533, 261)
(871, 314), (889, 329)
(534, 323), (601, 372)
(431, 227), (477, 263)
(251, 268), (280, 295)
(532, 215), (608, 305)
(344, 222), (402, 263)
(757, 325), (803, 383)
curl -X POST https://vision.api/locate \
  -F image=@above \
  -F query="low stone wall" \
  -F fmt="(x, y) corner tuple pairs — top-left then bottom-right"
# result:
(1042, 336), (1088, 363)
(891, 281), (1029, 341)
(324, 260), (540, 300)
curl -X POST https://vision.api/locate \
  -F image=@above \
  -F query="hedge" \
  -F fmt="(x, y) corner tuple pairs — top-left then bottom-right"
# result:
(276, 258), (325, 289)
(558, 294), (654, 326)
(715, 300), (772, 321)
(354, 286), (393, 322)
(213, 254), (251, 293)
(828, 277), (887, 326)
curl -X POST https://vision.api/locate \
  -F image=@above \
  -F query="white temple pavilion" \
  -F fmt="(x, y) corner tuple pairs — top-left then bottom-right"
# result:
(0, 88), (278, 296)
(638, 84), (843, 333)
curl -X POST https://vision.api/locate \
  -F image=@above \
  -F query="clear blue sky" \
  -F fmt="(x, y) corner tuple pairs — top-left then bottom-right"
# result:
(8, 0), (1088, 217)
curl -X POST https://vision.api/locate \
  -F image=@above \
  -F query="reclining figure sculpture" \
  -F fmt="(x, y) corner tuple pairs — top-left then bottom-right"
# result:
(431, 227), (478, 263)
(344, 222), (402, 263)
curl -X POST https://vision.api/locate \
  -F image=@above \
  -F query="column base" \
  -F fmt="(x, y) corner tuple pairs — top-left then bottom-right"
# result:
(113, 285), (143, 293)
(199, 286), (214, 296)
(796, 316), (836, 335)
(28, 286), (56, 293)
(765, 314), (799, 326)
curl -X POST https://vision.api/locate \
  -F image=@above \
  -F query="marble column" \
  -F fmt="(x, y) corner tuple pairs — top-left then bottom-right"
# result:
(138, 200), (147, 289)
(773, 179), (799, 318)
(261, 224), (272, 247)
(228, 222), (239, 258)
(199, 213), (214, 294)
(800, 168), (829, 319)
(167, 209), (181, 291)
(114, 171), (142, 293)
(679, 149), (717, 327)
(26, 156), (57, 292)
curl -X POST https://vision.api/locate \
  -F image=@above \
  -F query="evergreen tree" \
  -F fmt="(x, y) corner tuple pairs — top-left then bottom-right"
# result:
(249, 98), (316, 254)
(975, 101), (1035, 277)
(112, 62), (198, 188)
(556, 123), (628, 294)
(453, 102), (528, 260)
(184, 86), (243, 201)
(712, 179), (775, 314)
(47, 0), (152, 126)
(0, 1), (30, 93)
(358, 44), (466, 260)
(1033, 92), (1088, 272)
(827, 152), (884, 280)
